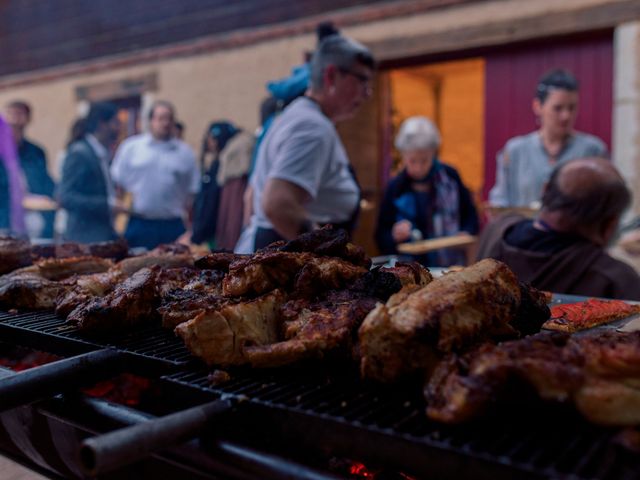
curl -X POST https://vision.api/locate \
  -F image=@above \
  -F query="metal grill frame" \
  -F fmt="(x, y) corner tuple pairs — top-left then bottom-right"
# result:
(161, 367), (640, 480)
(0, 310), (194, 373)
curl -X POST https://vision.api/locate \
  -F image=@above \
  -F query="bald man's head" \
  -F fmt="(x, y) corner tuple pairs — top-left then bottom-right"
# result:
(542, 157), (630, 236)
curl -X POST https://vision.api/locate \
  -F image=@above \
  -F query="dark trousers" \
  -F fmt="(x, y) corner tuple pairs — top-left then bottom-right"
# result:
(254, 227), (286, 251)
(125, 217), (185, 250)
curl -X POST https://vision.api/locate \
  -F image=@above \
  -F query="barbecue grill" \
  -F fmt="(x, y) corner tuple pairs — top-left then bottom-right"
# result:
(0, 301), (638, 480)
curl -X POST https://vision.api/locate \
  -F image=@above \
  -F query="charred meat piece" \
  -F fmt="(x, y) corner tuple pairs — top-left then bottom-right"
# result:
(0, 273), (71, 310)
(245, 297), (377, 368)
(55, 269), (126, 317)
(36, 256), (114, 280)
(0, 237), (32, 274)
(156, 269), (227, 328)
(175, 289), (287, 366)
(86, 238), (129, 261)
(115, 250), (193, 276)
(358, 259), (545, 383)
(194, 252), (248, 271)
(425, 330), (640, 427)
(277, 226), (371, 268)
(223, 251), (367, 297)
(243, 261), (430, 368)
(67, 267), (159, 332)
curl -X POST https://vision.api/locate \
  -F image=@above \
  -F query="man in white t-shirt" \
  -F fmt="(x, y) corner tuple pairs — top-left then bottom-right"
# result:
(111, 101), (200, 249)
(236, 34), (375, 252)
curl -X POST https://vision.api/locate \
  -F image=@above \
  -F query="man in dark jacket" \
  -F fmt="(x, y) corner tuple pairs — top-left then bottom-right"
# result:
(58, 102), (121, 243)
(476, 157), (640, 300)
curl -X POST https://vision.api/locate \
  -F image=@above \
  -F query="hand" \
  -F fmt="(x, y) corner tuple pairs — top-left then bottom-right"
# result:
(392, 220), (412, 243)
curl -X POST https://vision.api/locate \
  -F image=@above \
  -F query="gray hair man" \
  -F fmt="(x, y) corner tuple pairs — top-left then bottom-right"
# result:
(476, 157), (640, 300)
(236, 34), (375, 252)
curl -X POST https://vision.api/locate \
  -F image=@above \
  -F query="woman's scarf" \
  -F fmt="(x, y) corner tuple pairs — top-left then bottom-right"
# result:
(0, 116), (25, 234)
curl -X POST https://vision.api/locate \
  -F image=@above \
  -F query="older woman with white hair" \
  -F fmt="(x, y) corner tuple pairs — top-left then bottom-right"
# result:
(375, 116), (479, 266)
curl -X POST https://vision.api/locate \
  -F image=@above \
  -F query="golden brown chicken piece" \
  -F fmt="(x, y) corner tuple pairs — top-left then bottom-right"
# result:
(358, 259), (544, 383)
(222, 251), (367, 297)
(425, 330), (640, 427)
(67, 267), (159, 332)
(243, 263), (431, 368)
(175, 289), (287, 366)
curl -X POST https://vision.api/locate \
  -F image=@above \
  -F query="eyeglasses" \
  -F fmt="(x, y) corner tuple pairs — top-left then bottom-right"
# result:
(338, 67), (373, 90)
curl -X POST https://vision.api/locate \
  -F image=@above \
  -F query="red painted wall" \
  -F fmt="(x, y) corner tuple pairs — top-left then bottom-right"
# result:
(483, 32), (614, 199)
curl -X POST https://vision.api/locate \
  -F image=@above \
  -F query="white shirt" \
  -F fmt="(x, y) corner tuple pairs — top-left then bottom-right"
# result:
(111, 133), (200, 219)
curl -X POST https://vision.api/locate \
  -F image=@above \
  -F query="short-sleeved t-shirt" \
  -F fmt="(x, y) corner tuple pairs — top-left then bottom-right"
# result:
(250, 96), (359, 229)
(111, 133), (200, 219)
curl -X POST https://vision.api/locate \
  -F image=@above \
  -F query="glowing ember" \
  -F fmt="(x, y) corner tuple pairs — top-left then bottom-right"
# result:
(349, 462), (375, 478)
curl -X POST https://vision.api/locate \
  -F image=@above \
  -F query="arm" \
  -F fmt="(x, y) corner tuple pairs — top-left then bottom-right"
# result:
(58, 150), (108, 213)
(262, 178), (312, 240)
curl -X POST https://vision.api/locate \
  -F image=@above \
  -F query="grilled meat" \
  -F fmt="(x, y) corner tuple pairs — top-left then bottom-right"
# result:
(156, 269), (226, 328)
(175, 289), (287, 366)
(55, 269), (126, 317)
(0, 272), (71, 310)
(425, 330), (640, 426)
(30, 238), (129, 261)
(113, 243), (193, 276)
(245, 297), (377, 367)
(36, 256), (114, 280)
(67, 267), (159, 332)
(358, 259), (549, 383)
(243, 262), (430, 368)
(276, 226), (370, 268)
(223, 251), (367, 297)
(0, 237), (32, 275)
(194, 252), (248, 271)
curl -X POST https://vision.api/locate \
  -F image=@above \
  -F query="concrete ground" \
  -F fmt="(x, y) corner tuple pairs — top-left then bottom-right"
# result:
(0, 455), (48, 480)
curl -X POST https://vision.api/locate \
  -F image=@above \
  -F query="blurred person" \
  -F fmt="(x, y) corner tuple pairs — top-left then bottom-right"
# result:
(489, 69), (608, 208)
(477, 157), (640, 300)
(375, 116), (479, 266)
(0, 114), (26, 235)
(111, 100), (200, 249)
(191, 121), (239, 246)
(54, 117), (87, 237)
(236, 33), (375, 252)
(58, 102), (121, 243)
(5, 100), (56, 238)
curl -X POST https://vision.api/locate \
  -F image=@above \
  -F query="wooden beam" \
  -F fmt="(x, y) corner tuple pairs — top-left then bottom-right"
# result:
(369, 0), (640, 62)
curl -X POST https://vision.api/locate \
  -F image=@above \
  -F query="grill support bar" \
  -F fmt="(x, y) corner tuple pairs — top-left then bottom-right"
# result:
(0, 348), (125, 413)
(80, 398), (234, 475)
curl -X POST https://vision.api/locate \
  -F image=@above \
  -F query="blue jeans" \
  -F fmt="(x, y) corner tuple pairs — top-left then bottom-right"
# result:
(125, 217), (185, 250)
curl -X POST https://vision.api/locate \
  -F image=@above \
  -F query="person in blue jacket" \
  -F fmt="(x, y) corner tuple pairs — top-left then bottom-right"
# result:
(375, 116), (479, 267)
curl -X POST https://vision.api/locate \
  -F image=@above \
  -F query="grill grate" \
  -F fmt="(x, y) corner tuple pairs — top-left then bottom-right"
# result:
(0, 310), (193, 366)
(163, 367), (640, 480)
